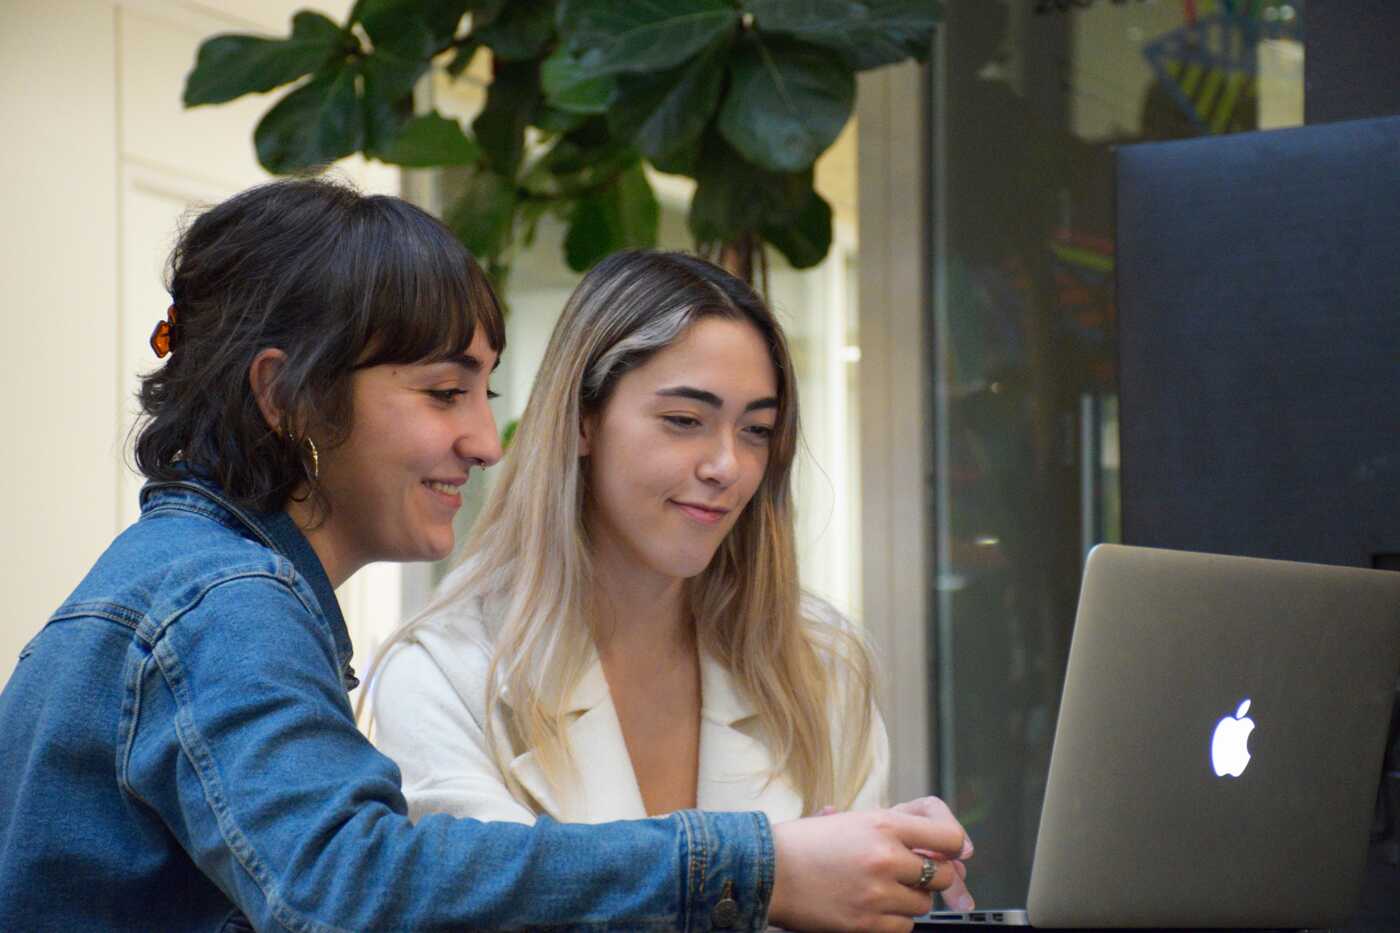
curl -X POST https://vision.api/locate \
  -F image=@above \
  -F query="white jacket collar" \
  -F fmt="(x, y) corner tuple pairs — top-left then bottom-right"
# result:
(507, 651), (800, 823)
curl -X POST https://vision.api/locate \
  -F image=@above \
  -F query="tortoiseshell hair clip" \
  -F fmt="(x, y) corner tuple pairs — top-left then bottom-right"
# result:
(150, 305), (179, 358)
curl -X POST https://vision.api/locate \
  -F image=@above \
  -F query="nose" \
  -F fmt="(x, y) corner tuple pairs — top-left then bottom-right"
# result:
(455, 396), (503, 468)
(696, 431), (739, 489)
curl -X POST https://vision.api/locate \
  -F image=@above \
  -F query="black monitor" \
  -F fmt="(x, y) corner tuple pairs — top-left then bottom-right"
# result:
(1116, 115), (1400, 570)
(1115, 114), (1400, 928)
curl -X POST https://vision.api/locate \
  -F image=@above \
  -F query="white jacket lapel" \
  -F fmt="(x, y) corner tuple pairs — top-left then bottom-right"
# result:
(507, 658), (648, 823)
(695, 654), (804, 822)
(508, 652), (804, 823)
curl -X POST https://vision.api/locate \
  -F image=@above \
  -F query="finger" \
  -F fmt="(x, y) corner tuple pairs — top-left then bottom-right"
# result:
(882, 881), (936, 920)
(896, 798), (975, 859)
(892, 795), (953, 819)
(925, 857), (962, 892)
(886, 810), (969, 860)
(939, 871), (975, 913)
(914, 854), (967, 875)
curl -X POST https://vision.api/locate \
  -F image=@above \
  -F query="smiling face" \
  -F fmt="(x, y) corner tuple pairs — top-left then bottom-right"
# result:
(581, 315), (779, 588)
(310, 328), (503, 579)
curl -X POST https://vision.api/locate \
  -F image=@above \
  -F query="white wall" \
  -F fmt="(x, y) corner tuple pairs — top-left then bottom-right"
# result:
(0, 0), (399, 684)
(1, 0), (122, 686)
(857, 61), (932, 802)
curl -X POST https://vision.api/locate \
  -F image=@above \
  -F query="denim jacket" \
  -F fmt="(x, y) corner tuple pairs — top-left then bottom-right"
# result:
(0, 477), (774, 931)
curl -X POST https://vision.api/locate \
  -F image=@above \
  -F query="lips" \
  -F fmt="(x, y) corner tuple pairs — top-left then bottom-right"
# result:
(423, 478), (465, 506)
(672, 500), (729, 525)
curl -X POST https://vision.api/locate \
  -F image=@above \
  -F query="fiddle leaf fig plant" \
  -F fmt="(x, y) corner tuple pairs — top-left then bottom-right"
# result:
(184, 0), (940, 285)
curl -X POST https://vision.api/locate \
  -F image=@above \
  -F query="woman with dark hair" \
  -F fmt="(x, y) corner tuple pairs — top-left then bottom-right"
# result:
(0, 179), (970, 932)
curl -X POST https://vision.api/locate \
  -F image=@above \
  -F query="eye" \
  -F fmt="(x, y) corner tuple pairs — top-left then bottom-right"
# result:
(743, 424), (775, 443)
(662, 414), (702, 429)
(426, 388), (468, 404)
(487, 388), (500, 400)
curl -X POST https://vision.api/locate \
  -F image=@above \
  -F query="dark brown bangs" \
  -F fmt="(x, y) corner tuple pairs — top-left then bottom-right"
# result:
(352, 195), (507, 371)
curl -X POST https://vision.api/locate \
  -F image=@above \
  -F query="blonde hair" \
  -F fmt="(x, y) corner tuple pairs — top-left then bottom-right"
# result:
(365, 250), (876, 814)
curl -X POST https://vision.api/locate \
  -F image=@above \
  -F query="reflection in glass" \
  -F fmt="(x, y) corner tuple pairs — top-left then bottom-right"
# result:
(930, 0), (1303, 906)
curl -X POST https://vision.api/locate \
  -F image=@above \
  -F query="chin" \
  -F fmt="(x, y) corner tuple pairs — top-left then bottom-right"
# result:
(662, 550), (724, 581)
(411, 534), (455, 563)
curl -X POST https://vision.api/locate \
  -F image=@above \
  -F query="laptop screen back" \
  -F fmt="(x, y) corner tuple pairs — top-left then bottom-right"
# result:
(1026, 545), (1400, 928)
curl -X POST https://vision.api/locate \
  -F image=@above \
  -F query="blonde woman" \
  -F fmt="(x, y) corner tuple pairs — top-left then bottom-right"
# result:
(369, 251), (975, 925)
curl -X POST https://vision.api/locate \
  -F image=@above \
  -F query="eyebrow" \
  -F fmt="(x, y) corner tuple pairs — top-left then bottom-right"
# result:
(438, 353), (487, 374)
(655, 385), (778, 413)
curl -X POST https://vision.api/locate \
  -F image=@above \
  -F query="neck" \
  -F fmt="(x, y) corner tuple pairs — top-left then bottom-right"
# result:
(590, 544), (692, 660)
(285, 495), (363, 590)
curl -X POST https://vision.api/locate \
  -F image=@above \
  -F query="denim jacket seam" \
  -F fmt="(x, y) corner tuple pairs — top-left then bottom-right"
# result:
(151, 636), (351, 933)
(144, 498), (265, 543)
(145, 568), (321, 647)
(116, 650), (153, 806)
(141, 482), (278, 552)
(145, 483), (354, 676)
(142, 561), (346, 679)
(753, 810), (775, 928)
(48, 602), (145, 632)
(218, 906), (255, 931)
(135, 571), (346, 933)
(50, 566), (315, 653)
(697, 811), (712, 927)
(678, 811), (696, 931)
(680, 810), (707, 932)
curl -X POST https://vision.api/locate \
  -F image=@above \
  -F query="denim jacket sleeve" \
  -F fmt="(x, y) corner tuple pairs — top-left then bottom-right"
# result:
(119, 571), (774, 931)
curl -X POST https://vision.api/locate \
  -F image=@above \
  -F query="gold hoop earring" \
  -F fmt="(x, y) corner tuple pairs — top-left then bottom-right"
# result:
(302, 436), (319, 481)
(277, 424), (319, 482)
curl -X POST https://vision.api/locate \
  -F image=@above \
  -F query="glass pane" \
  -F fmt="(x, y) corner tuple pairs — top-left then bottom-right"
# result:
(930, 0), (1304, 906)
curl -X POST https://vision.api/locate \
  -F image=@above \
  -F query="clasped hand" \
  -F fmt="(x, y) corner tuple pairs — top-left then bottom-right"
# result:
(769, 795), (974, 933)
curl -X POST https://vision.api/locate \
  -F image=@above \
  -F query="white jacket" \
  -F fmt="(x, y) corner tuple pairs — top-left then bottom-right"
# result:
(371, 592), (889, 825)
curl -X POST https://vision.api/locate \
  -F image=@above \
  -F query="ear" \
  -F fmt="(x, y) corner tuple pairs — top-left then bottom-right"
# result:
(578, 411), (593, 457)
(248, 348), (289, 434)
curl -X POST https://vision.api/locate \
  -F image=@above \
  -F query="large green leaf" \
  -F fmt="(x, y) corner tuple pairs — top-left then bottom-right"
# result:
(184, 11), (346, 106)
(650, 146), (699, 177)
(564, 161), (659, 271)
(541, 46), (617, 115)
(359, 51), (424, 154)
(374, 112), (479, 166)
(523, 120), (635, 198)
(717, 35), (853, 174)
(254, 64), (364, 173)
(352, 0), (472, 59)
(746, 0), (940, 69)
(444, 168), (517, 259)
(473, 60), (540, 176)
(532, 106), (592, 134)
(516, 196), (557, 248)
(688, 132), (812, 245)
(608, 45), (725, 163)
(557, 0), (738, 77)
(759, 186), (832, 268)
(473, 0), (555, 62)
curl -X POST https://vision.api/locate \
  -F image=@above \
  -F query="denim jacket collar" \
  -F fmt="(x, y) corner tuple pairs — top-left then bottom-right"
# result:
(138, 473), (358, 688)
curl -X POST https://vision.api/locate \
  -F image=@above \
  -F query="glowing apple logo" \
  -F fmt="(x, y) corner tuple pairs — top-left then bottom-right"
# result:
(1210, 699), (1256, 778)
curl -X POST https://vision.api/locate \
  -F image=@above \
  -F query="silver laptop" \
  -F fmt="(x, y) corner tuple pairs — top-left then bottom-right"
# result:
(922, 544), (1400, 928)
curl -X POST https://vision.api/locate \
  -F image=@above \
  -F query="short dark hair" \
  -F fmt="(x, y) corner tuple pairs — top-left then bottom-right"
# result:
(134, 177), (506, 515)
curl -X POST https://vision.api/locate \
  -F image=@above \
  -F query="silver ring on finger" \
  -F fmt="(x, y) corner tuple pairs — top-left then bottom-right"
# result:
(915, 856), (937, 890)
